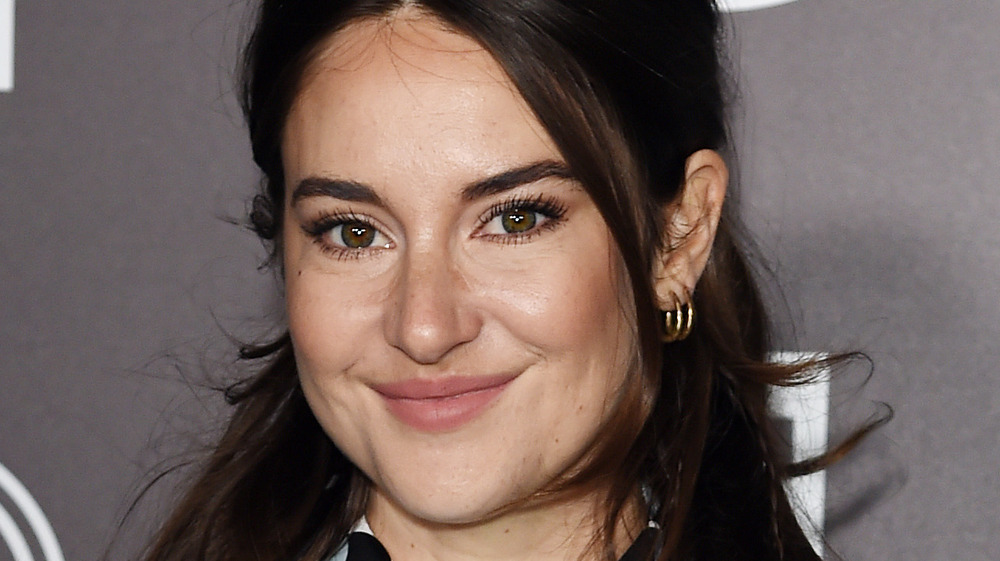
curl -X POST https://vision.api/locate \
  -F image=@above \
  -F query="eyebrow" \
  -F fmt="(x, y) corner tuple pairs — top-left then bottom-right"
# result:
(290, 160), (574, 206)
(291, 177), (384, 206)
(460, 160), (575, 201)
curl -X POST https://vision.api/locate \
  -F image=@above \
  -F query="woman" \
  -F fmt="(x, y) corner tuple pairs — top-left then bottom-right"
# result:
(143, 1), (843, 560)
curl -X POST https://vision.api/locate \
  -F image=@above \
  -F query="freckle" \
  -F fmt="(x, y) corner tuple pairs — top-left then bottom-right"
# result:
(554, 438), (560, 444)
(504, 528), (510, 534)
(410, 544), (415, 548)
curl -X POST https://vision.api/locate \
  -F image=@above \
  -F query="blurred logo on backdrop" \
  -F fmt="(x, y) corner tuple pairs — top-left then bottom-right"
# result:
(1, 0), (12, 92)
(718, 0), (801, 12)
(769, 352), (830, 558)
(0, 462), (65, 561)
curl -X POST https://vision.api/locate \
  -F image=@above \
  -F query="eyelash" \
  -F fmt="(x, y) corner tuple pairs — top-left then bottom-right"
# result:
(302, 210), (387, 260)
(475, 194), (568, 244)
(301, 194), (569, 258)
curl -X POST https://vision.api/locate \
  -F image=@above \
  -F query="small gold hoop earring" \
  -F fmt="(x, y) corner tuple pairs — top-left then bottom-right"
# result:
(662, 292), (695, 343)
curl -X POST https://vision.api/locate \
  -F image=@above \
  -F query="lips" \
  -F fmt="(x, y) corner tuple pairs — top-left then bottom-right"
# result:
(372, 373), (517, 432)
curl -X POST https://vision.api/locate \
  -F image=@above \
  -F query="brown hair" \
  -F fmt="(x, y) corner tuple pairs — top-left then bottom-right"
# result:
(141, 1), (878, 560)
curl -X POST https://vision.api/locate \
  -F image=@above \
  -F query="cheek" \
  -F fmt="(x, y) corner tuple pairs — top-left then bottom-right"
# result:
(284, 261), (383, 385)
(282, 222), (391, 371)
(285, 268), (388, 460)
(479, 234), (634, 452)
(286, 273), (344, 374)
(285, 273), (352, 418)
(488, 241), (628, 364)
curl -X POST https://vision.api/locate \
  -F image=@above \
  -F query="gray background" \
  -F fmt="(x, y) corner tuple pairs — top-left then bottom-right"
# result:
(1, 1), (997, 560)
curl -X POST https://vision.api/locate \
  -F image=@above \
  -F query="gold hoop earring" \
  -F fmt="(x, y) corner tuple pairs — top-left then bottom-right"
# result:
(662, 292), (695, 343)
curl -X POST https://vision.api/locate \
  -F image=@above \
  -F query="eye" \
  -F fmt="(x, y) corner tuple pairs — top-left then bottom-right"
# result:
(337, 221), (378, 248)
(478, 195), (567, 239)
(302, 213), (392, 257)
(498, 209), (537, 234)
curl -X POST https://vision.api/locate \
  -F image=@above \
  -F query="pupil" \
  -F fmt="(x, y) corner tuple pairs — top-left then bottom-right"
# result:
(341, 223), (375, 248)
(502, 210), (536, 233)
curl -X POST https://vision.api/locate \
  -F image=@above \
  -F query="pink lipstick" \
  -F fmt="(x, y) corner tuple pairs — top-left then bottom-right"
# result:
(372, 373), (516, 432)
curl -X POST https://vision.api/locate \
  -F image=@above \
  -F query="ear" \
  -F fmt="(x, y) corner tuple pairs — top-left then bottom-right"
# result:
(652, 149), (728, 309)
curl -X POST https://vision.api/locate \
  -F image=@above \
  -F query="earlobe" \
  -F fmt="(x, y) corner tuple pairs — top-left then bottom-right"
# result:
(652, 149), (728, 312)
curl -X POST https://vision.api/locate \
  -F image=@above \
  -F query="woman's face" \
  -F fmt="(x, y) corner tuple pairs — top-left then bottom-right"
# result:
(282, 14), (635, 526)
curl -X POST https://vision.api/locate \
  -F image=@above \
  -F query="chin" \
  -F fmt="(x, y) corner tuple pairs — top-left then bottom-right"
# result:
(372, 469), (530, 527)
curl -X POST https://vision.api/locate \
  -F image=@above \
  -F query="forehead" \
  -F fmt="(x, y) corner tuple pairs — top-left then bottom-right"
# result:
(308, 11), (509, 85)
(282, 11), (562, 195)
(282, 11), (559, 189)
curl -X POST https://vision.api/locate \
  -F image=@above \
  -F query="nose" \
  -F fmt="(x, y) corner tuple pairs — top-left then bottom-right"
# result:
(384, 246), (482, 365)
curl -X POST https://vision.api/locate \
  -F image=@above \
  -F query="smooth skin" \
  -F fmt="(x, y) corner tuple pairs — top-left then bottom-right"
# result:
(281, 10), (726, 561)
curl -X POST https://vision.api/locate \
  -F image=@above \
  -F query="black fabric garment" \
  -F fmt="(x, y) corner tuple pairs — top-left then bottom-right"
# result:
(343, 527), (661, 561)
(620, 527), (661, 561)
(345, 532), (392, 561)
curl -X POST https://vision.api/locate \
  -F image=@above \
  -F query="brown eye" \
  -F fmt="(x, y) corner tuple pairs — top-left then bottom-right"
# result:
(500, 210), (537, 233)
(478, 196), (567, 240)
(341, 222), (376, 248)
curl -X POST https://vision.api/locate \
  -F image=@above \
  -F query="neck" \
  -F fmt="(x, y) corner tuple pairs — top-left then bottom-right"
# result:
(366, 490), (645, 561)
